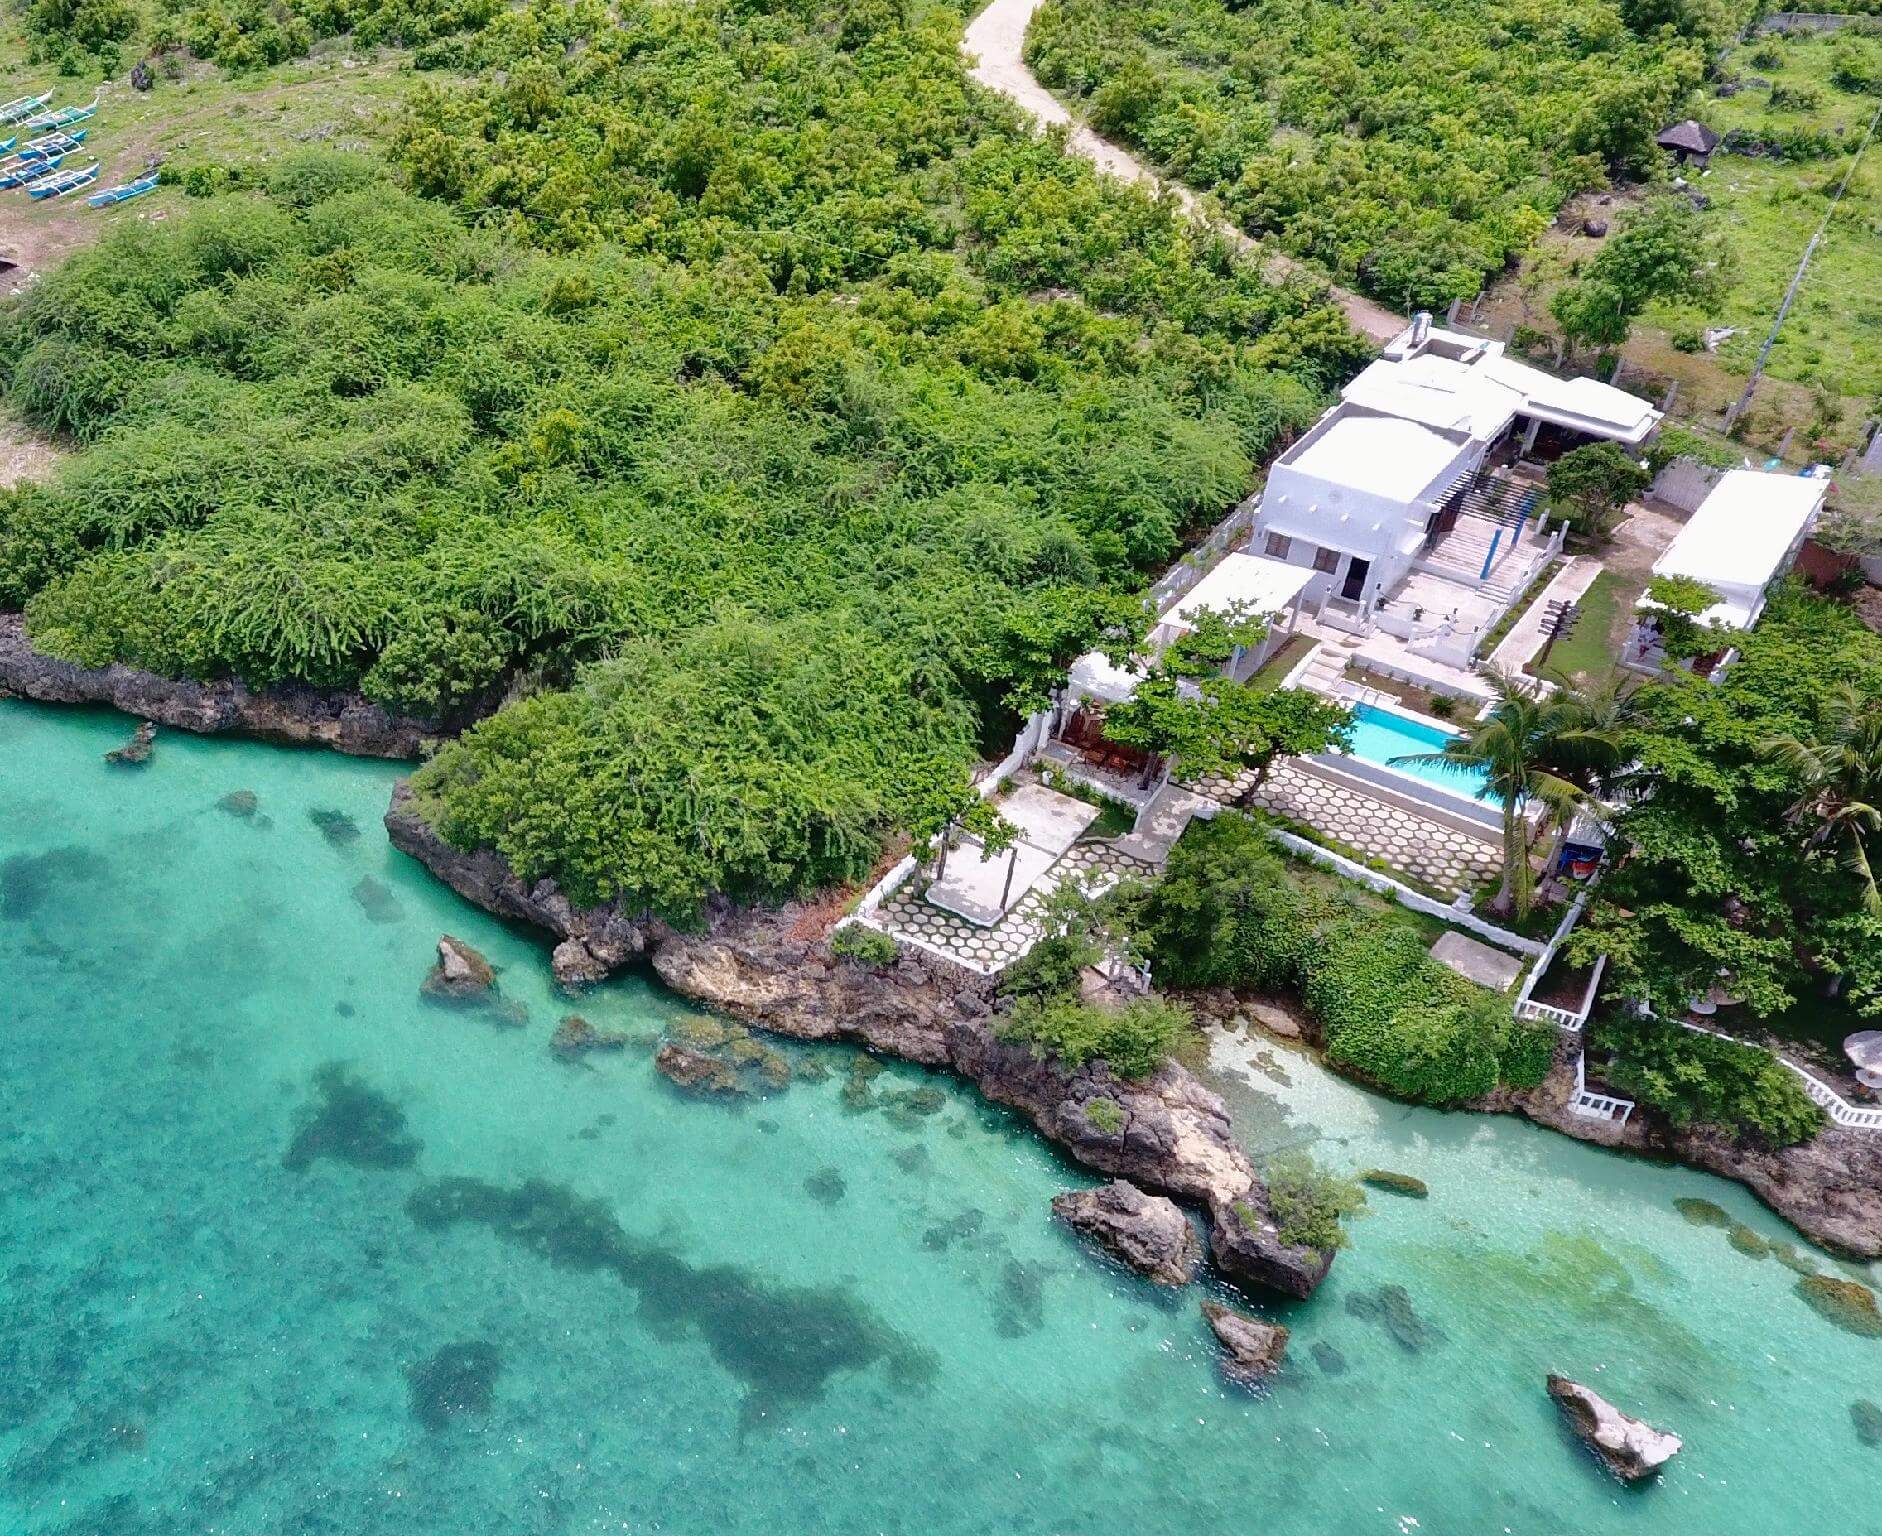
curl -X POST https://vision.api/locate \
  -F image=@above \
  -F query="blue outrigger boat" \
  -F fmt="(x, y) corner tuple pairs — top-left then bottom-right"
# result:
(88, 170), (158, 207)
(0, 91), (51, 127)
(0, 151), (63, 190)
(7, 129), (88, 163)
(22, 94), (99, 132)
(30, 160), (100, 200)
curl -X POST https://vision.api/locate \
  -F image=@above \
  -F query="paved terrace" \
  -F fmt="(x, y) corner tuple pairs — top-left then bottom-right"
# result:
(873, 840), (1156, 975)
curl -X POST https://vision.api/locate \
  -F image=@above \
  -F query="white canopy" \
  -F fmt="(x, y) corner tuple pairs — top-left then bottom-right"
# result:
(1646, 470), (1827, 630)
(1159, 551), (1314, 634)
(1067, 648), (1148, 705)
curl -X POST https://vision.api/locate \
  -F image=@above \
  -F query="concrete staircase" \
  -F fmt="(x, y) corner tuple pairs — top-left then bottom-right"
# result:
(1415, 512), (1533, 601)
(1294, 644), (1347, 696)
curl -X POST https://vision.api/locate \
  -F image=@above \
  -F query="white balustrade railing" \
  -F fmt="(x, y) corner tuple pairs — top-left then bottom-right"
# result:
(1679, 1021), (1882, 1132)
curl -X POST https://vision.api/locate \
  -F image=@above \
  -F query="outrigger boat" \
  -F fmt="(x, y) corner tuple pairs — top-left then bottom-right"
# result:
(0, 151), (64, 190)
(30, 160), (100, 200)
(88, 170), (159, 207)
(21, 94), (99, 132)
(0, 91), (52, 126)
(7, 129), (88, 163)
(0, 137), (15, 157)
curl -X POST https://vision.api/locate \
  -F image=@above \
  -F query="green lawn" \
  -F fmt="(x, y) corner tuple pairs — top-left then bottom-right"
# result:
(1247, 632), (1315, 691)
(1534, 568), (1631, 687)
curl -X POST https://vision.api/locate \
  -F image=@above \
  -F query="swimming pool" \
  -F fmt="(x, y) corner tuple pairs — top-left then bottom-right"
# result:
(1343, 701), (1491, 801)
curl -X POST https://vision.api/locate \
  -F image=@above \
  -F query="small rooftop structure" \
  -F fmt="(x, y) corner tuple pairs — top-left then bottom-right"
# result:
(1646, 469), (1828, 630)
(1657, 119), (1721, 165)
(1160, 551), (1315, 635)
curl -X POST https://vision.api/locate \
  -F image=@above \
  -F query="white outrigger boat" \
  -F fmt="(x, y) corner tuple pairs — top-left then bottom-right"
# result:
(21, 93), (99, 132)
(0, 91), (52, 127)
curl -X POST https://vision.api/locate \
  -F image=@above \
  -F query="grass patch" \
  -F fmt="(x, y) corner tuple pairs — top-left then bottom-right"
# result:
(1245, 631), (1314, 691)
(1533, 568), (1629, 687)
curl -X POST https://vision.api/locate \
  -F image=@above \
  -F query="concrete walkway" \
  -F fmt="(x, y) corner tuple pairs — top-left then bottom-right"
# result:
(961, 0), (1406, 346)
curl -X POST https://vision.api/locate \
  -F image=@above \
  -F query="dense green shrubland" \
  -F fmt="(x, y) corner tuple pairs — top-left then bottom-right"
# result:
(1590, 1015), (1824, 1147)
(1138, 817), (1554, 1103)
(1, 0), (1361, 919)
(1025, 0), (1742, 307)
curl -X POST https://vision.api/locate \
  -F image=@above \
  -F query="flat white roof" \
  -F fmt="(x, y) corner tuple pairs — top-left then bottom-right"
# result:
(1285, 413), (1467, 503)
(1342, 354), (1522, 441)
(1648, 469), (1827, 629)
(1479, 354), (1661, 442)
(1161, 552), (1313, 632)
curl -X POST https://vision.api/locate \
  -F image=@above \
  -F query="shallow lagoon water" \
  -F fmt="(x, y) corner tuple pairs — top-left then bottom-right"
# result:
(3, 697), (1879, 1535)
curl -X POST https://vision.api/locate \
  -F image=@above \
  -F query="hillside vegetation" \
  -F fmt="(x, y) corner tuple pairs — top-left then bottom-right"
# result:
(1025, 0), (1745, 308)
(0, 0), (1365, 920)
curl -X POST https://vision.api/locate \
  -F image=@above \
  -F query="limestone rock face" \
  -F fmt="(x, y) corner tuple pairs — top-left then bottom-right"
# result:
(1201, 1301), (1288, 1387)
(0, 613), (437, 758)
(423, 935), (496, 1001)
(1547, 1376), (1681, 1482)
(384, 780), (1336, 1302)
(552, 937), (612, 990)
(1051, 1180), (1202, 1286)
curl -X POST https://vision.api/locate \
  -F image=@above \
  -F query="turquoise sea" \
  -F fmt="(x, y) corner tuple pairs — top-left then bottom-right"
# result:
(3, 695), (1879, 1535)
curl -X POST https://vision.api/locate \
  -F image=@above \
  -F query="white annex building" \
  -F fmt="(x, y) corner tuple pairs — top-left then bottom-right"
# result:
(1249, 316), (1662, 660)
(1628, 468), (1829, 675)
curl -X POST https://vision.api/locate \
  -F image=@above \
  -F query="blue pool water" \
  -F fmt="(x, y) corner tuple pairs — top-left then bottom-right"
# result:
(4, 697), (1880, 1535)
(1344, 701), (1491, 800)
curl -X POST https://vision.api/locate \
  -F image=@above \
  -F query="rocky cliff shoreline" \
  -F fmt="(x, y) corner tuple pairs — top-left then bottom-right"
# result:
(0, 613), (439, 758)
(383, 783), (1332, 1300)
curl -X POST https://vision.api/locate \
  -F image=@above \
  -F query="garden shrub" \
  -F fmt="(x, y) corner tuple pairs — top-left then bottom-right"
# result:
(999, 993), (1199, 1081)
(1261, 1152), (1366, 1255)
(1138, 817), (1548, 1104)
(830, 925), (899, 968)
(1591, 1014), (1824, 1146)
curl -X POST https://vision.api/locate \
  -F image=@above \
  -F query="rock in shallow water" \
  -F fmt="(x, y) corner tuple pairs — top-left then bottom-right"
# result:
(1359, 1169), (1428, 1198)
(1547, 1375), (1681, 1482)
(1853, 1399), (1882, 1448)
(654, 1041), (744, 1095)
(422, 935), (496, 1001)
(104, 720), (156, 766)
(1796, 1274), (1882, 1337)
(1051, 1180), (1201, 1286)
(1202, 1301), (1288, 1388)
(551, 1014), (629, 1058)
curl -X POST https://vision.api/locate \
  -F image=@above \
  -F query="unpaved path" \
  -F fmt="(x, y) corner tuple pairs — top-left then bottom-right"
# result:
(0, 417), (60, 488)
(962, 0), (1405, 345)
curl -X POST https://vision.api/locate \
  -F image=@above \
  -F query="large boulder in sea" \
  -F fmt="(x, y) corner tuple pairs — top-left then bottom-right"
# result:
(422, 935), (496, 1002)
(1201, 1301), (1288, 1388)
(654, 1041), (743, 1095)
(1547, 1376), (1681, 1483)
(1051, 1180), (1202, 1286)
(1205, 1182), (1334, 1300)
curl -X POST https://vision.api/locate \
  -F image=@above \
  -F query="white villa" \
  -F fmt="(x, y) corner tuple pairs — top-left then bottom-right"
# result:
(1249, 317), (1662, 669)
(1627, 468), (1829, 677)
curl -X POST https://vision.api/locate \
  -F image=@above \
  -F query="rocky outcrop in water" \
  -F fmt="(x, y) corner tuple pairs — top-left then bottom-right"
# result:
(1051, 1180), (1202, 1286)
(1547, 1376), (1681, 1483)
(383, 783), (1331, 1301)
(551, 1015), (630, 1058)
(422, 935), (496, 1001)
(653, 1042), (743, 1095)
(1201, 1301), (1288, 1388)
(1508, 1057), (1882, 1262)
(0, 613), (438, 758)
(104, 720), (156, 765)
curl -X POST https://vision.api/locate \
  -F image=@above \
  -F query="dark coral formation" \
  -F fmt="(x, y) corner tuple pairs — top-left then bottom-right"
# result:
(551, 1015), (630, 1059)
(803, 1168), (848, 1206)
(1796, 1275), (1882, 1338)
(282, 1063), (423, 1173)
(1344, 1284), (1439, 1352)
(403, 1176), (932, 1410)
(308, 807), (362, 846)
(1, 846), (108, 922)
(217, 789), (259, 817)
(405, 1341), (503, 1431)
(1360, 1170), (1428, 1198)
(350, 876), (404, 925)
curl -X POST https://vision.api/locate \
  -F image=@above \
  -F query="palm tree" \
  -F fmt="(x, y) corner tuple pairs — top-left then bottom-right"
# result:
(1392, 668), (1632, 918)
(1760, 685), (1882, 914)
